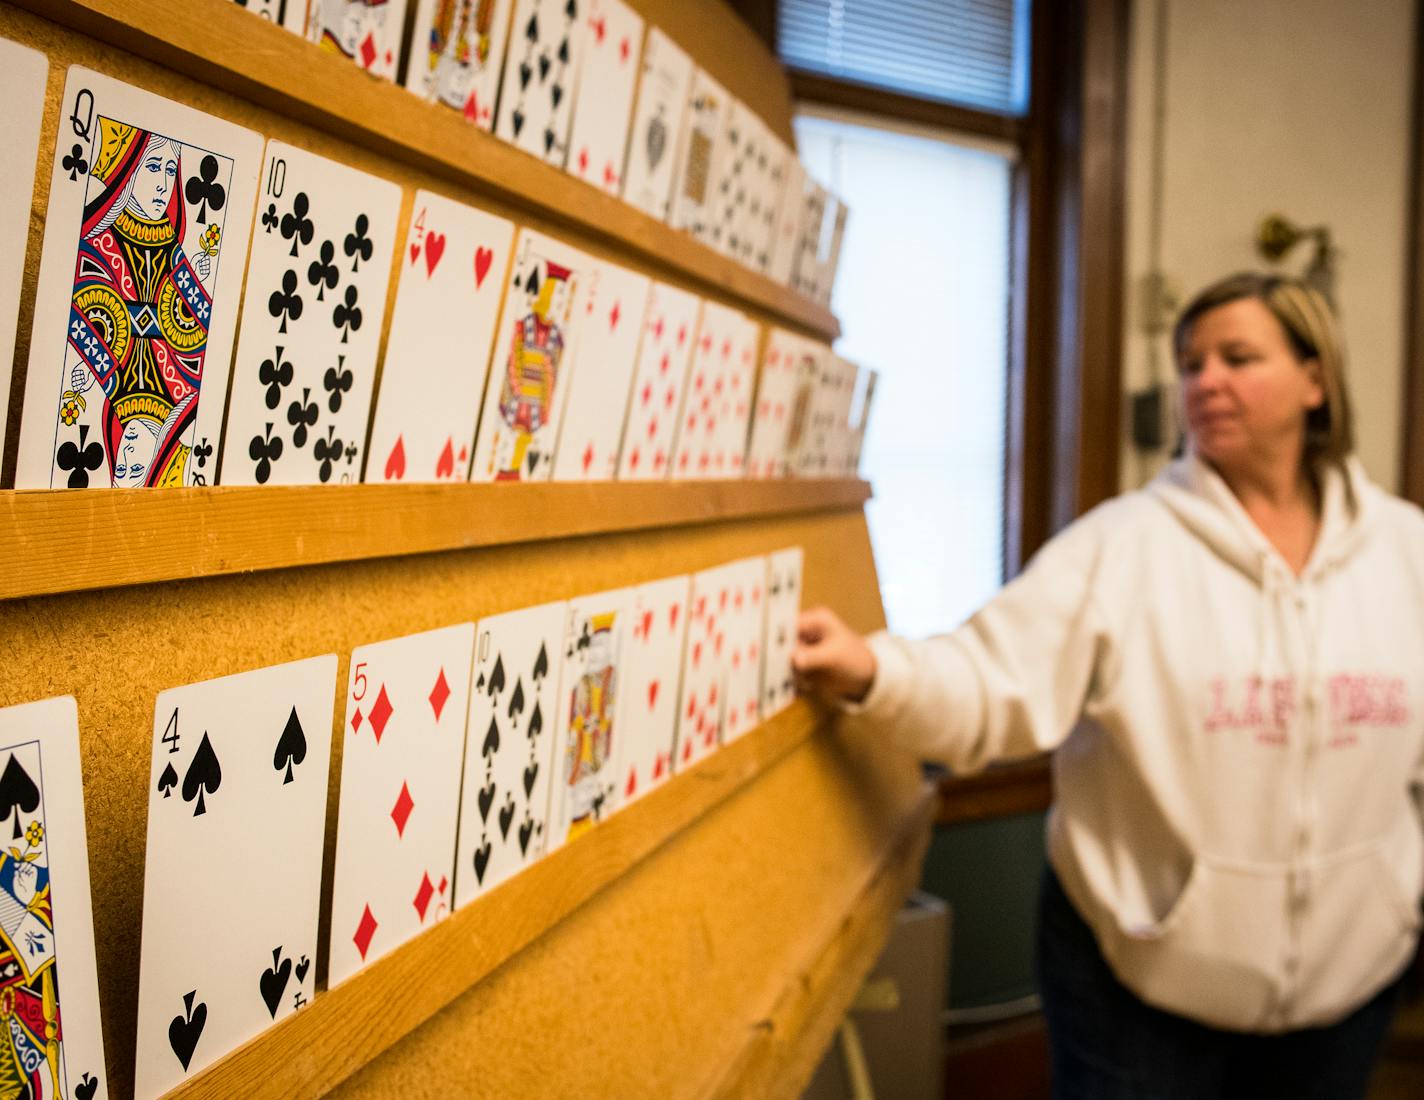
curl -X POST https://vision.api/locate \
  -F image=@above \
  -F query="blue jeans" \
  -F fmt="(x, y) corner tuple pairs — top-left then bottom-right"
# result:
(1036, 867), (1404, 1099)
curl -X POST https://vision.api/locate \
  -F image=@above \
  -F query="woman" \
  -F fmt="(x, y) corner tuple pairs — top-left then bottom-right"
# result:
(794, 273), (1424, 1098)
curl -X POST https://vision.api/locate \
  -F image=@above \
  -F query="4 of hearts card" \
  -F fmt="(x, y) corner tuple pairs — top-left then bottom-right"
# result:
(745, 328), (824, 479)
(365, 190), (514, 484)
(230, 0), (309, 32)
(328, 624), (476, 987)
(405, 0), (514, 129)
(0, 698), (108, 1100)
(617, 575), (689, 805)
(471, 229), (587, 481)
(546, 587), (634, 850)
(761, 547), (804, 717)
(718, 555), (768, 744)
(619, 27), (692, 222)
(307, 0), (409, 80)
(494, 0), (587, 167)
(220, 141), (401, 486)
(135, 655), (336, 1100)
(550, 258), (650, 481)
(669, 67), (730, 240)
(615, 282), (700, 480)
(564, 0), (644, 195)
(15, 69), (262, 490)
(669, 300), (758, 480)
(456, 601), (566, 908)
(673, 561), (739, 771)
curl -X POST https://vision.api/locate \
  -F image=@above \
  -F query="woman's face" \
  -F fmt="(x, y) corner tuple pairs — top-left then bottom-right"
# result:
(1178, 297), (1324, 474)
(114, 421), (157, 486)
(129, 139), (178, 220)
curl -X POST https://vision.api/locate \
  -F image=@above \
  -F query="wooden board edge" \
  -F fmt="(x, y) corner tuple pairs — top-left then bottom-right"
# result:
(935, 758), (1053, 827)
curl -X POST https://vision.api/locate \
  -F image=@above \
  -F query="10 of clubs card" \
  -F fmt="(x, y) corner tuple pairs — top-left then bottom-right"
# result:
(618, 576), (689, 805)
(329, 624), (475, 986)
(220, 142), (401, 486)
(616, 282), (700, 480)
(365, 190), (514, 484)
(135, 655), (336, 1100)
(405, 0), (514, 128)
(455, 601), (566, 908)
(16, 68), (262, 490)
(0, 698), (108, 1100)
(493, 0), (586, 167)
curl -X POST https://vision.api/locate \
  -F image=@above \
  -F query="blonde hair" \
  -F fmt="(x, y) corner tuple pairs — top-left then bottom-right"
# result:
(1172, 272), (1355, 470)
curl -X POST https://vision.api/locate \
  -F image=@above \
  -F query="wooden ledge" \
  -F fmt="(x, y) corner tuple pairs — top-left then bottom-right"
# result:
(14, 0), (839, 340)
(166, 699), (831, 1100)
(1, 478), (870, 601)
(935, 758), (1053, 827)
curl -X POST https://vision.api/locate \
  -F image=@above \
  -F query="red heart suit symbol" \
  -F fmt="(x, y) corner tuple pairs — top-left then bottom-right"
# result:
(435, 438), (456, 478)
(424, 231), (446, 276)
(385, 435), (407, 480)
(474, 246), (493, 288)
(647, 680), (659, 710)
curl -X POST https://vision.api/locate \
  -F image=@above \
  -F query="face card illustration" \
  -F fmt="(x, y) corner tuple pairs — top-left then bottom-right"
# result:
(328, 624), (475, 987)
(547, 587), (633, 851)
(673, 561), (739, 772)
(135, 655), (336, 1100)
(405, 0), (514, 129)
(471, 229), (585, 481)
(365, 190), (514, 483)
(784, 341), (823, 476)
(765, 156), (806, 286)
(619, 27), (692, 221)
(231, 0), (309, 31)
(719, 556), (768, 744)
(220, 141), (400, 486)
(669, 67), (729, 238)
(745, 328), (823, 479)
(564, 0), (643, 195)
(15, 69), (261, 490)
(0, 698), (108, 1100)
(307, 0), (409, 80)
(762, 547), (804, 717)
(493, 0), (585, 167)
(615, 282), (700, 481)
(670, 301), (757, 480)
(550, 259), (650, 481)
(0, 40), (47, 468)
(618, 575), (689, 805)
(455, 601), (566, 908)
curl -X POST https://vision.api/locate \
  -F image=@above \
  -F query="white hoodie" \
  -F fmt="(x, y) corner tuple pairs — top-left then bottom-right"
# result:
(850, 453), (1424, 1032)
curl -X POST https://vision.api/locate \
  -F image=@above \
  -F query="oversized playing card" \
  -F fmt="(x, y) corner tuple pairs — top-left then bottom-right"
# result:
(564, 0), (643, 195)
(673, 561), (740, 771)
(701, 97), (756, 257)
(328, 624), (475, 987)
(365, 190), (514, 483)
(618, 575), (689, 805)
(670, 300), (758, 480)
(799, 353), (858, 477)
(471, 229), (587, 481)
(15, 69), (261, 490)
(765, 155), (806, 286)
(135, 655), (336, 1100)
(669, 67), (730, 240)
(307, 0), (409, 79)
(619, 27), (693, 222)
(846, 367), (877, 476)
(456, 600), (566, 907)
(0, 40), (46, 467)
(790, 180), (830, 302)
(783, 339), (823, 476)
(405, 0), (514, 129)
(820, 195), (849, 306)
(747, 132), (789, 275)
(493, 0), (585, 167)
(745, 328), (824, 479)
(550, 258), (649, 481)
(231, 0), (309, 31)
(0, 698), (108, 1100)
(761, 547), (803, 717)
(547, 587), (633, 850)
(719, 556), (768, 744)
(220, 141), (400, 486)
(615, 281), (700, 480)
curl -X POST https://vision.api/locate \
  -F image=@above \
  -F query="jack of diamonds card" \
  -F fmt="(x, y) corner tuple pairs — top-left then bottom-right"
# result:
(220, 141), (400, 486)
(135, 655), (336, 1100)
(619, 27), (692, 221)
(455, 601), (566, 908)
(546, 588), (633, 851)
(329, 625), (474, 986)
(15, 69), (261, 490)
(745, 328), (823, 479)
(307, 0), (409, 80)
(615, 281), (700, 481)
(405, 0), (514, 129)
(365, 190), (514, 483)
(0, 698), (108, 1100)
(673, 561), (739, 772)
(550, 258), (649, 481)
(618, 576), (689, 805)
(668, 67), (730, 239)
(470, 230), (586, 481)
(761, 547), (804, 717)
(564, 0), (644, 195)
(493, 0), (586, 167)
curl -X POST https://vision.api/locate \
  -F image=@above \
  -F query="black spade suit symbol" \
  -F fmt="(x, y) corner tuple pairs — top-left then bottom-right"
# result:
(157, 761), (179, 799)
(168, 990), (207, 1070)
(522, 760), (538, 798)
(477, 780), (496, 822)
(0, 756), (39, 841)
(533, 643), (549, 681)
(518, 816), (535, 854)
(75, 1072), (99, 1100)
(274, 707), (307, 784)
(488, 655), (506, 697)
(259, 947), (291, 1018)
(473, 839), (492, 882)
(498, 795), (515, 840)
(482, 717), (500, 759)
(528, 701), (543, 740)
(181, 732), (222, 817)
(507, 678), (525, 722)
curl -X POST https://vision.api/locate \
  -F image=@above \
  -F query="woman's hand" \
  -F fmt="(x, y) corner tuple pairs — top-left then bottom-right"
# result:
(793, 607), (877, 704)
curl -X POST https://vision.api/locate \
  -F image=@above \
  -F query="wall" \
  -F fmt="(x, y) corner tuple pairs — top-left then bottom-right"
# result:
(1119, 0), (1416, 491)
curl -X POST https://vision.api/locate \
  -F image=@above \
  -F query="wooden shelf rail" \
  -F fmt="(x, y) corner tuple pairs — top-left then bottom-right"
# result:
(935, 758), (1053, 827)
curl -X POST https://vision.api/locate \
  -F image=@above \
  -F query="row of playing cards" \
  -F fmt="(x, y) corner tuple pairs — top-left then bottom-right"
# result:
(0, 547), (801, 1098)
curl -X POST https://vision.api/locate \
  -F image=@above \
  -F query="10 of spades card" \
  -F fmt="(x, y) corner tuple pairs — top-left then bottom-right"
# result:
(220, 141), (400, 486)
(405, 0), (515, 129)
(455, 601), (566, 908)
(16, 68), (261, 490)
(745, 328), (823, 479)
(546, 588), (633, 851)
(135, 655), (336, 1100)
(615, 281), (700, 480)
(0, 698), (108, 1100)
(328, 625), (475, 986)
(669, 67), (730, 239)
(673, 561), (740, 771)
(471, 229), (586, 482)
(493, 0), (586, 167)
(564, 0), (644, 195)
(365, 190), (514, 483)
(620, 27), (693, 222)
(617, 575), (689, 805)
(307, 0), (409, 80)
(550, 258), (650, 481)
(762, 547), (804, 717)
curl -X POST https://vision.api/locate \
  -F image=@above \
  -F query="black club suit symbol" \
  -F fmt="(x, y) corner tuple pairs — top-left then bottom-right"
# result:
(313, 427), (345, 484)
(184, 155), (227, 224)
(259, 346), (294, 410)
(281, 192), (314, 257)
(193, 437), (214, 469)
(268, 270), (303, 334)
(323, 357), (354, 413)
(307, 241), (339, 302)
(248, 424), (283, 485)
(56, 424), (105, 488)
(343, 214), (372, 273)
(344, 443), (358, 466)
(62, 144), (89, 182)
(287, 387), (319, 448)
(332, 285), (362, 344)
(261, 202), (279, 233)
